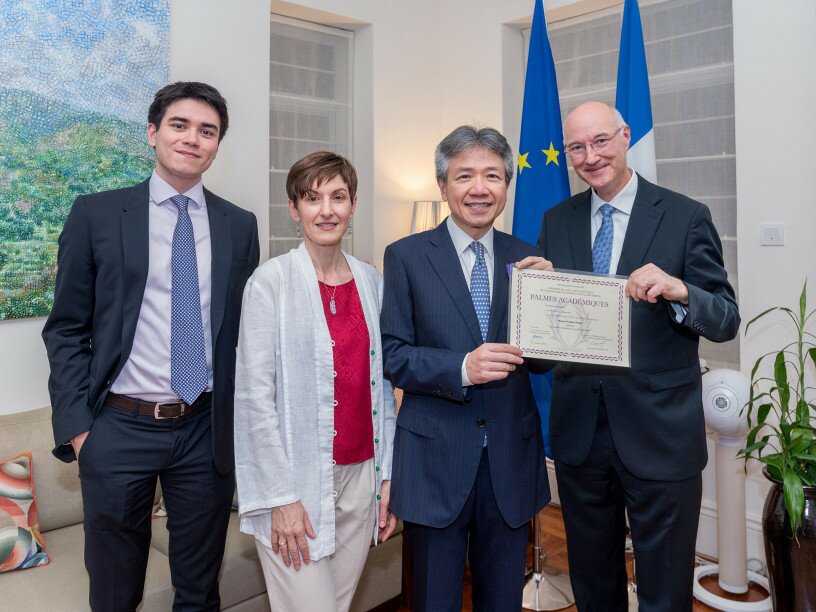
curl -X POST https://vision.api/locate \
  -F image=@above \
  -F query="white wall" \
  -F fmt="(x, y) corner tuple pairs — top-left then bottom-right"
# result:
(2, 0), (815, 568)
(271, 0), (535, 267)
(729, 0), (816, 559)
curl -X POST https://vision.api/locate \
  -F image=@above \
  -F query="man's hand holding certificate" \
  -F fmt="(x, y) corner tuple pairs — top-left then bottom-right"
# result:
(508, 266), (631, 367)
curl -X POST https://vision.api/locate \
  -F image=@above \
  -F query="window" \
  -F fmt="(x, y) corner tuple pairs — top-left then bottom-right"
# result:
(540, 0), (738, 368)
(269, 16), (353, 258)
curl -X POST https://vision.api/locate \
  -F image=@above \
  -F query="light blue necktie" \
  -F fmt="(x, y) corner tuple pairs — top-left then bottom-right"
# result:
(170, 195), (208, 405)
(469, 241), (490, 342)
(592, 203), (616, 274)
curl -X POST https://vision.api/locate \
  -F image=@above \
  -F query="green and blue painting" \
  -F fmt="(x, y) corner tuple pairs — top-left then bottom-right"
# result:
(0, 0), (169, 319)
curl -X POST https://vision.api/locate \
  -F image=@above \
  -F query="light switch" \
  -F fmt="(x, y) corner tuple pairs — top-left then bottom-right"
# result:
(761, 223), (784, 246)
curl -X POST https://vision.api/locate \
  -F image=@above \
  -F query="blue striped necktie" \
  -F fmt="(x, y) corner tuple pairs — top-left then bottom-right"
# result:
(592, 203), (616, 274)
(469, 241), (490, 342)
(170, 195), (208, 405)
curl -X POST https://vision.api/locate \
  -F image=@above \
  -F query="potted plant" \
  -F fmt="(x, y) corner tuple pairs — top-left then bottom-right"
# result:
(738, 281), (816, 611)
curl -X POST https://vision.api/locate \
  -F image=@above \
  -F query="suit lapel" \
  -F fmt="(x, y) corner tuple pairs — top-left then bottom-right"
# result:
(206, 189), (232, 343)
(426, 223), (484, 346)
(568, 191), (593, 272)
(120, 181), (150, 358)
(487, 232), (510, 343)
(615, 176), (664, 276)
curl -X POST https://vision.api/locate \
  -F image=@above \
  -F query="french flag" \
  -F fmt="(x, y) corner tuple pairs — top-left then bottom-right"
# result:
(615, 0), (656, 183)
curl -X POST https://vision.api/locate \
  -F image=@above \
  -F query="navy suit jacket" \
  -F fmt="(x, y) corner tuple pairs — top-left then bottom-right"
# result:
(381, 221), (550, 529)
(43, 180), (259, 475)
(538, 176), (739, 481)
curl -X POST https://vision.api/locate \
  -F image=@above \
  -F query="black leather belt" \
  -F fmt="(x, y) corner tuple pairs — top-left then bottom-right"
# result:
(105, 392), (212, 419)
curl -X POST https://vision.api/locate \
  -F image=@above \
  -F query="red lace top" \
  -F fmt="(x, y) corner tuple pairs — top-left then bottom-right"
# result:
(318, 279), (374, 465)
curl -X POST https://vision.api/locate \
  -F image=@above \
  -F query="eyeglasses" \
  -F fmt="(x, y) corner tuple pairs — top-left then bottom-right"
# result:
(565, 127), (624, 159)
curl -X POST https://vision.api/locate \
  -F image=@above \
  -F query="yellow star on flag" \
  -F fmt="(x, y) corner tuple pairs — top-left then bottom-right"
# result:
(542, 142), (560, 166)
(517, 151), (532, 174)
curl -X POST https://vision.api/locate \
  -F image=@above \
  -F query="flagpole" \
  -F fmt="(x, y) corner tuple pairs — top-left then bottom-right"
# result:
(512, 1), (575, 606)
(522, 511), (574, 610)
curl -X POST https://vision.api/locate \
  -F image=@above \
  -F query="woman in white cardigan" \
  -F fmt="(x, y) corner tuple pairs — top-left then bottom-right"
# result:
(234, 152), (397, 611)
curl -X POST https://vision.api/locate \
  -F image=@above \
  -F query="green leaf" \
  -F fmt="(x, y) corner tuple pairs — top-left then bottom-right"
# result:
(796, 399), (810, 423)
(789, 437), (810, 455)
(800, 280), (807, 325)
(763, 457), (784, 481)
(773, 351), (790, 413)
(783, 470), (805, 532)
(745, 307), (778, 336)
(750, 354), (767, 385)
(745, 425), (759, 448)
(757, 403), (772, 425)
(740, 439), (768, 455)
(809, 347), (816, 371)
(780, 419), (791, 438)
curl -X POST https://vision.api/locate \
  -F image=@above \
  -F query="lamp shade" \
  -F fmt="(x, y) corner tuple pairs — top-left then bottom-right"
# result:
(410, 200), (449, 234)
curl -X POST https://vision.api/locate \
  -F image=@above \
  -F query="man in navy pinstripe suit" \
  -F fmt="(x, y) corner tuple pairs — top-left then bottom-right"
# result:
(381, 126), (551, 611)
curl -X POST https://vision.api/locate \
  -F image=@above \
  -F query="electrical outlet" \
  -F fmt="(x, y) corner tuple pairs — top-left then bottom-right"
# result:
(760, 223), (784, 246)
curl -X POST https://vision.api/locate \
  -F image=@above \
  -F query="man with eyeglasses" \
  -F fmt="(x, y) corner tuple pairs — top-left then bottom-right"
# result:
(537, 101), (739, 612)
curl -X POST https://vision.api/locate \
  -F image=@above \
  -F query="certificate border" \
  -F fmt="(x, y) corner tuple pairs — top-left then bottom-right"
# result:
(511, 270), (628, 365)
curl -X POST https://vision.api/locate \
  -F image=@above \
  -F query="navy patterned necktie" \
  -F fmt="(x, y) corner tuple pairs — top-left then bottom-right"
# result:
(170, 195), (208, 404)
(469, 241), (490, 342)
(592, 203), (616, 274)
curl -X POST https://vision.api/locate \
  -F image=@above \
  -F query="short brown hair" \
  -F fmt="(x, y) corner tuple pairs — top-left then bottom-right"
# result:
(286, 152), (358, 205)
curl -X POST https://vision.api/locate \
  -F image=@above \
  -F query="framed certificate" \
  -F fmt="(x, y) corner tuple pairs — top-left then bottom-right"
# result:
(508, 268), (631, 367)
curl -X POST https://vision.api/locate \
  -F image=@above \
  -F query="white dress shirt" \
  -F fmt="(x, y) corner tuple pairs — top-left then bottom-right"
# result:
(446, 217), (495, 388)
(111, 171), (213, 401)
(590, 170), (638, 276)
(446, 216), (495, 290)
(590, 170), (686, 321)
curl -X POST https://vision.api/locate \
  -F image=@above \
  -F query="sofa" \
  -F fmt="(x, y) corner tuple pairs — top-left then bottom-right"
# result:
(0, 406), (402, 611)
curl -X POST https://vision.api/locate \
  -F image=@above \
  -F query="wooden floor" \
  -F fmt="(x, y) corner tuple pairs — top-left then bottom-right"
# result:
(397, 504), (770, 611)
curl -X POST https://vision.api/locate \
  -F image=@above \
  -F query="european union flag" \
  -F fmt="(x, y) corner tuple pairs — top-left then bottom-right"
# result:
(512, 0), (570, 457)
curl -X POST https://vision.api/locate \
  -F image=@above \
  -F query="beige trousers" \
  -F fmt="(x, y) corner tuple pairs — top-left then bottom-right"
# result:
(255, 459), (376, 612)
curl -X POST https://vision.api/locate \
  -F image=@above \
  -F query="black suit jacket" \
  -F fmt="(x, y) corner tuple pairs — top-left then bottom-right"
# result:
(43, 180), (259, 475)
(381, 222), (550, 529)
(538, 176), (739, 481)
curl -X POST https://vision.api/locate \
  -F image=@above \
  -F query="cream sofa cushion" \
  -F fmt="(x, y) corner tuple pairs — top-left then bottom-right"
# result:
(0, 407), (83, 532)
(0, 522), (175, 611)
(151, 511), (266, 608)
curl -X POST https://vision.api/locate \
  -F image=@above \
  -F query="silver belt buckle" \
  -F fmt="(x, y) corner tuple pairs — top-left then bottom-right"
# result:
(154, 401), (186, 419)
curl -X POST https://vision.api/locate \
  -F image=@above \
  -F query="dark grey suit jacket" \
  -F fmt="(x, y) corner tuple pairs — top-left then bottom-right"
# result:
(43, 179), (259, 475)
(381, 222), (551, 529)
(538, 175), (739, 481)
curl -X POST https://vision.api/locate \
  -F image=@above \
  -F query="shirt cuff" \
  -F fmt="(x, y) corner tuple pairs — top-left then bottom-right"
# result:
(461, 354), (473, 387)
(670, 302), (688, 323)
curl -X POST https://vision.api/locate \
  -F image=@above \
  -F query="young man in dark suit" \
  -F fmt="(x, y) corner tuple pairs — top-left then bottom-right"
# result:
(381, 126), (551, 611)
(43, 81), (259, 611)
(539, 101), (739, 611)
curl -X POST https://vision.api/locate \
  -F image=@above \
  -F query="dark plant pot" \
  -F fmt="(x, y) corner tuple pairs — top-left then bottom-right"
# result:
(762, 467), (816, 611)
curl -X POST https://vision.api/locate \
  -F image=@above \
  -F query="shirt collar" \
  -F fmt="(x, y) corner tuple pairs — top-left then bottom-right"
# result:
(149, 170), (206, 209)
(446, 216), (494, 259)
(590, 169), (638, 217)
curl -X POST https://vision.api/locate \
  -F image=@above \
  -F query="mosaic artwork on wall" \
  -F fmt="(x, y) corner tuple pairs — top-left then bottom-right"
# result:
(0, 0), (169, 319)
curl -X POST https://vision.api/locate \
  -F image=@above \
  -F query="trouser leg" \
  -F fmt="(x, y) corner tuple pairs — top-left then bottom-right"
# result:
(79, 406), (161, 612)
(617, 458), (702, 612)
(331, 459), (376, 612)
(159, 408), (234, 612)
(468, 447), (530, 612)
(555, 398), (628, 612)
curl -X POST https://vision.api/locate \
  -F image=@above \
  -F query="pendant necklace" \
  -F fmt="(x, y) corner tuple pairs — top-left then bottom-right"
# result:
(320, 281), (339, 315)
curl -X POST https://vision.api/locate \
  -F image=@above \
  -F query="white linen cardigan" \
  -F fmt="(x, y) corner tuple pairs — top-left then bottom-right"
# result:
(234, 243), (397, 560)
